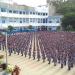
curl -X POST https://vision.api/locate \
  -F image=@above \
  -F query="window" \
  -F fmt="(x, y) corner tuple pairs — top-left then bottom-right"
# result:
(1, 17), (6, 23)
(23, 18), (25, 22)
(1, 8), (6, 12)
(20, 21), (22, 23)
(33, 12), (35, 15)
(9, 10), (12, 13)
(26, 11), (29, 14)
(49, 21), (52, 23)
(36, 18), (38, 23)
(56, 20), (60, 23)
(46, 13), (48, 16)
(38, 13), (40, 15)
(33, 18), (35, 22)
(36, 12), (38, 15)
(14, 18), (17, 22)
(20, 18), (22, 23)
(42, 18), (47, 23)
(38, 18), (40, 23)
(43, 13), (45, 16)
(43, 19), (45, 23)
(2, 20), (5, 23)
(13, 10), (17, 13)
(23, 11), (25, 14)
(46, 18), (47, 23)
(26, 18), (29, 23)
(30, 12), (32, 14)
(30, 18), (33, 22)
(19, 11), (22, 14)
(9, 18), (13, 22)
(41, 13), (42, 15)
(41, 18), (42, 23)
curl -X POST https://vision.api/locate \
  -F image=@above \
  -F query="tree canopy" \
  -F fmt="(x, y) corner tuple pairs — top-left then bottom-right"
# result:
(28, 25), (33, 29)
(53, 1), (75, 31)
(7, 25), (14, 32)
(53, 1), (75, 15)
(61, 13), (75, 31)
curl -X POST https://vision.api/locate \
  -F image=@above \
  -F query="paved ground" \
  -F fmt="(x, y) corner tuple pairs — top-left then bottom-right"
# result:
(0, 50), (75, 75)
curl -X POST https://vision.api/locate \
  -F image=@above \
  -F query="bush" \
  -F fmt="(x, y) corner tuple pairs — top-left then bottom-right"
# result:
(6, 67), (13, 73)
(0, 55), (4, 59)
(1, 63), (7, 70)
(0, 61), (3, 64)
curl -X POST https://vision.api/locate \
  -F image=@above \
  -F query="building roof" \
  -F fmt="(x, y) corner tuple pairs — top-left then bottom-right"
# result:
(0, 2), (35, 10)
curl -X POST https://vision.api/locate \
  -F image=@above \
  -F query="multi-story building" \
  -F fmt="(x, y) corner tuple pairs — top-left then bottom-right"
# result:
(0, 0), (62, 31)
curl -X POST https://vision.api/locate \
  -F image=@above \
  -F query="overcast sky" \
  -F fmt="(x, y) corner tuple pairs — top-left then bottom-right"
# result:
(13, 0), (47, 7)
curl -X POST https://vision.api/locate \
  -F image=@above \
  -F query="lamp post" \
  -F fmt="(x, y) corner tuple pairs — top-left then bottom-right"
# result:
(5, 31), (8, 67)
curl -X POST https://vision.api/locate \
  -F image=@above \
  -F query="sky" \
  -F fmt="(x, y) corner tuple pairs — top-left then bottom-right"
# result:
(12, 0), (47, 7)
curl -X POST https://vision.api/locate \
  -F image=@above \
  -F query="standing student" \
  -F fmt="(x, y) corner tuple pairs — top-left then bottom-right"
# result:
(33, 50), (36, 60)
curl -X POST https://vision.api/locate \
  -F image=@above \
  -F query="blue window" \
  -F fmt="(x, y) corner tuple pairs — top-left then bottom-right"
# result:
(19, 11), (22, 14)
(2, 20), (5, 23)
(30, 12), (32, 14)
(1, 8), (6, 12)
(43, 19), (45, 23)
(46, 18), (47, 23)
(23, 12), (25, 14)
(43, 19), (47, 23)
(26, 11), (29, 14)
(49, 21), (52, 23)
(46, 13), (48, 16)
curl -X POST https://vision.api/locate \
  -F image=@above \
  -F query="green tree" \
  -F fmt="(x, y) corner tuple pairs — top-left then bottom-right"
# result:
(54, 1), (75, 15)
(7, 25), (14, 32)
(61, 13), (75, 31)
(28, 25), (33, 29)
(56, 26), (61, 31)
(0, 32), (2, 35)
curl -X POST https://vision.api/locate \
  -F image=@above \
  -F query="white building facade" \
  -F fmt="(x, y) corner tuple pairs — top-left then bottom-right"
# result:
(0, 0), (62, 31)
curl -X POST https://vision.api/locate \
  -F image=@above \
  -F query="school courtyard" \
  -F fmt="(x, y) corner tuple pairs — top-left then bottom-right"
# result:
(0, 50), (75, 75)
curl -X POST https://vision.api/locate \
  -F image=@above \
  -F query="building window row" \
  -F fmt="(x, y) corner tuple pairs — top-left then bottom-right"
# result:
(1, 17), (60, 24)
(48, 18), (60, 23)
(1, 18), (48, 23)
(0, 8), (48, 16)
(48, 20), (60, 23)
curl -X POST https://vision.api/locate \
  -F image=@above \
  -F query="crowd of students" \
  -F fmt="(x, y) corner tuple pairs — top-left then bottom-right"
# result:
(0, 31), (75, 70)
(37, 31), (75, 70)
